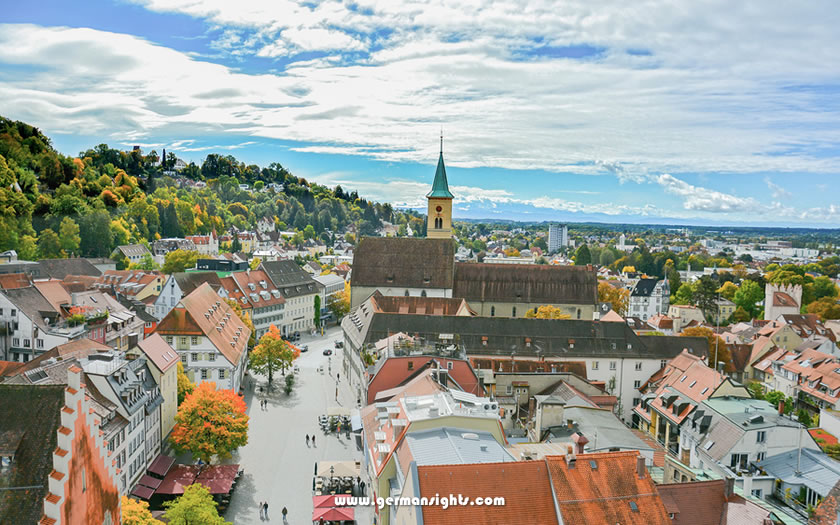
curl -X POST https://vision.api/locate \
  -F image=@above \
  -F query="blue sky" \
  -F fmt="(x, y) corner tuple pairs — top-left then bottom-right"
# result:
(2, 1), (840, 227)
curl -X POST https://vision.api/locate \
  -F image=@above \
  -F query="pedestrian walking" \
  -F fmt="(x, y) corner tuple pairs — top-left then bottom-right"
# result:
(312, 435), (316, 447)
(263, 502), (269, 519)
(259, 501), (264, 519)
(337, 372), (340, 382)
(306, 434), (310, 447)
(282, 506), (288, 522)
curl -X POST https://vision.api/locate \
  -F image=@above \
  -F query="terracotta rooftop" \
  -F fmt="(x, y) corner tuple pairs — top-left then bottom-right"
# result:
(135, 333), (179, 373)
(0, 272), (32, 289)
(546, 451), (670, 525)
(369, 292), (475, 316)
(453, 262), (597, 305)
(656, 480), (727, 525)
(416, 461), (559, 525)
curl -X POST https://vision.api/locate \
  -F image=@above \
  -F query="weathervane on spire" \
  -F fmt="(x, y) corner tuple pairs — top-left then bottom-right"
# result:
(440, 126), (443, 154)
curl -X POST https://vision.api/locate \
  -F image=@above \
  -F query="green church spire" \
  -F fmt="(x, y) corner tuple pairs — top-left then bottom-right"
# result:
(426, 132), (454, 198)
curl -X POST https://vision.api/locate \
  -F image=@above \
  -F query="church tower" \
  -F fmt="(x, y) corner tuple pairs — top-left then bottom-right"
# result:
(426, 134), (454, 239)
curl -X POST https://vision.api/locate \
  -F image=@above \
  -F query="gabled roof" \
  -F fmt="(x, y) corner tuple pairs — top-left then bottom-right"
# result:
(0, 273), (32, 289)
(656, 480), (727, 525)
(156, 283), (249, 365)
(33, 280), (72, 313)
(780, 313), (835, 342)
(631, 278), (659, 297)
(453, 262), (597, 305)
(37, 258), (102, 279)
(259, 260), (319, 298)
(230, 269), (286, 308)
(1, 286), (60, 330)
(367, 291), (475, 316)
(351, 237), (455, 289)
(173, 272), (222, 295)
(416, 461), (558, 525)
(135, 334), (179, 373)
(0, 384), (65, 525)
(546, 451), (670, 525)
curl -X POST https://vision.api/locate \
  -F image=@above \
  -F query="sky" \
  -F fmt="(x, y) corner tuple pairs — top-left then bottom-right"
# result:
(1, 1), (840, 227)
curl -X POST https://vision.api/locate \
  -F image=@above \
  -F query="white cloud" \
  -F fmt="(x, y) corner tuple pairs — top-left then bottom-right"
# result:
(764, 177), (793, 199)
(656, 174), (760, 213)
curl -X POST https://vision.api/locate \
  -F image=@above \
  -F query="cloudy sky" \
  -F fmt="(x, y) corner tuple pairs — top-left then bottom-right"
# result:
(2, 1), (840, 226)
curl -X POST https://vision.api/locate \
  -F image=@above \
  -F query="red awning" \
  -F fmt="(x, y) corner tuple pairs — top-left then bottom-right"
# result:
(156, 465), (201, 495)
(194, 464), (240, 494)
(131, 484), (155, 500)
(313, 495), (352, 508)
(138, 474), (162, 490)
(147, 454), (176, 477)
(312, 506), (354, 521)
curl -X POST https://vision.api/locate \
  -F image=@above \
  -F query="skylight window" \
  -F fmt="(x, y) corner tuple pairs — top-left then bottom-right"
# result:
(704, 441), (714, 450)
(689, 380), (697, 388)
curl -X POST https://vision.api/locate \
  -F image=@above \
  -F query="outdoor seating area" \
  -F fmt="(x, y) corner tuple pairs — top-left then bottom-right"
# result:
(129, 453), (243, 514)
(312, 485), (356, 523)
(319, 407), (351, 434)
(312, 460), (362, 497)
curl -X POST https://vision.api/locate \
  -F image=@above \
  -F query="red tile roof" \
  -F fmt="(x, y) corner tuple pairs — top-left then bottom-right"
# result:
(136, 333), (179, 372)
(417, 461), (559, 525)
(656, 480), (726, 525)
(0, 273), (32, 289)
(546, 451), (670, 525)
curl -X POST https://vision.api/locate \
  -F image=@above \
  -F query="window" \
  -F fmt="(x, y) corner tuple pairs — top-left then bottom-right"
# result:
(166, 336), (174, 345)
(219, 369), (227, 379)
(191, 353), (198, 362)
(756, 431), (766, 443)
(490, 306), (495, 317)
(0, 308), (3, 315)
(610, 361), (616, 370)
(23, 339), (30, 348)
(729, 453), (748, 471)
(751, 488), (763, 498)
(82, 467), (86, 492)
(36, 339), (43, 348)
(10, 309), (16, 317)
(635, 362), (642, 371)
(209, 353), (216, 362)
(181, 354), (187, 364)
(447, 362), (454, 370)
(407, 361), (414, 371)
(756, 452), (766, 462)
(191, 336), (199, 345)
(506, 385), (513, 395)
(634, 380), (641, 388)
(180, 337), (187, 346)
(592, 361), (599, 370)
(512, 307), (516, 318)
(633, 397), (641, 406)
(660, 359), (667, 369)
(201, 369), (208, 380)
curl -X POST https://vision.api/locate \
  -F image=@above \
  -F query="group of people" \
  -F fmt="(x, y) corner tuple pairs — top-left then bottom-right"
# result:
(260, 399), (269, 410)
(305, 434), (317, 447)
(258, 501), (289, 522)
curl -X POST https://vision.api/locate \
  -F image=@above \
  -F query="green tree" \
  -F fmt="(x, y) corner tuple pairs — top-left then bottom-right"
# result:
(249, 326), (299, 383)
(163, 484), (229, 525)
(694, 275), (719, 319)
(230, 234), (242, 253)
(574, 244), (591, 265)
(734, 279), (764, 317)
(807, 297), (840, 320)
(766, 390), (794, 414)
(130, 252), (159, 271)
(672, 282), (694, 305)
(176, 361), (195, 405)
(717, 281), (739, 301)
(798, 409), (813, 428)
(37, 228), (62, 259)
(812, 276), (838, 301)
(732, 306), (751, 322)
(303, 224), (316, 239)
(162, 249), (199, 273)
(314, 294), (321, 328)
(599, 250), (616, 266)
(58, 216), (81, 255)
(18, 234), (37, 261)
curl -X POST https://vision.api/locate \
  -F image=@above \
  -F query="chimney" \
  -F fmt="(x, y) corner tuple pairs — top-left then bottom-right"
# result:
(636, 455), (646, 479)
(742, 474), (753, 500)
(571, 432), (589, 455)
(778, 400), (785, 416)
(724, 477), (735, 499)
(566, 419), (574, 430)
(565, 445), (576, 469)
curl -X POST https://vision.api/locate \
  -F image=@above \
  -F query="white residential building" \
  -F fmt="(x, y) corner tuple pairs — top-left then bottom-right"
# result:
(628, 278), (670, 321)
(547, 223), (568, 253)
(155, 283), (250, 392)
(0, 286), (85, 362)
(260, 260), (322, 336)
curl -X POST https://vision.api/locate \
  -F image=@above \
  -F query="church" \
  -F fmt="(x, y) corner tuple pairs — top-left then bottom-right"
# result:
(351, 142), (598, 319)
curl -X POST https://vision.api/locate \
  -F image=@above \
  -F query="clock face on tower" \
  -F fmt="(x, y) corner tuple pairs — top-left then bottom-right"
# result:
(436, 205), (442, 212)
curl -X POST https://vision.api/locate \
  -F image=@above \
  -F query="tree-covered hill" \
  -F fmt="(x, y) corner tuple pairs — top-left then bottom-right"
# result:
(0, 116), (424, 259)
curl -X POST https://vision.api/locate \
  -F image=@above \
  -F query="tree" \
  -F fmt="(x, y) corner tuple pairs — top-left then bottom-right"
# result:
(734, 279), (764, 317)
(314, 294), (321, 328)
(162, 249), (199, 273)
(524, 305), (572, 319)
(249, 325), (300, 384)
(122, 495), (164, 525)
(130, 252), (159, 271)
(621, 265), (637, 274)
(672, 282), (694, 305)
(597, 282), (630, 316)
(177, 361), (195, 405)
(573, 245), (591, 265)
(224, 299), (256, 347)
(812, 276), (839, 302)
(329, 282), (351, 320)
(807, 297), (840, 320)
(717, 281), (739, 301)
(163, 484), (229, 525)
(249, 257), (261, 271)
(37, 228), (62, 259)
(797, 409), (813, 428)
(765, 390), (794, 415)
(303, 224), (316, 239)
(599, 250), (616, 267)
(732, 306), (751, 322)
(170, 382), (249, 463)
(18, 234), (37, 261)
(79, 210), (113, 257)
(681, 326), (730, 372)
(694, 275), (719, 319)
(230, 234), (242, 253)
(58, 216), (81, 255)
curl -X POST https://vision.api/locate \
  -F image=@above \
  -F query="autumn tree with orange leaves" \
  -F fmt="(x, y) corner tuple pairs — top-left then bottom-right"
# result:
(170, 382), (249, 464)
(249, 325), (300, 384)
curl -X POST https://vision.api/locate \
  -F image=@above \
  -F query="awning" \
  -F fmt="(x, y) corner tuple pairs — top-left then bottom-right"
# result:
(147, 454), (175, 477)
(131, 485), (155, 500)
(313, 494), (352, 508)
(138, 474), (162, 490)
(195, 464), (240, 494)
(156, 465), (201, 495)
(350, 409), (363, 432)
(316, 460), (361, 479)
(327, 406), (350, 417)
(312, 506), (354, 522)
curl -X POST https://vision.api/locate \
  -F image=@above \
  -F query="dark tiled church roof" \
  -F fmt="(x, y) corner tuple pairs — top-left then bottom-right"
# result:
(453, 262), (597, 305)
(352, 237), (456, 289)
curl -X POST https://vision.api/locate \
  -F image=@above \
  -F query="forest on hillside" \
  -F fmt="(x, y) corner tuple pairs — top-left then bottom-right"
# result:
(0, 116), (425, 260)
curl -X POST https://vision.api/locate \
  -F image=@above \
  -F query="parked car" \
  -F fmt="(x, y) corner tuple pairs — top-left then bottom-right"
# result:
(334, 340), (344, 349)
(300, 345), (308, 352)
(293, 331), (301, 341)
(323, 348), (333, 356)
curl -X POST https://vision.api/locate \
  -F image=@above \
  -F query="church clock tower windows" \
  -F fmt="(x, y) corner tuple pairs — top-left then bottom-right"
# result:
(426, 134), (454, 239)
